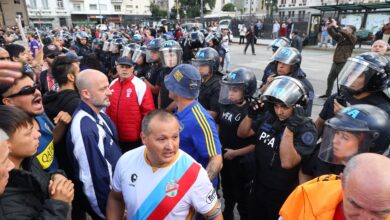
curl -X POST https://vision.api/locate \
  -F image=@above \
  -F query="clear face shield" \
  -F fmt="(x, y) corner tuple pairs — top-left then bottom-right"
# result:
(102, 41), (111, 52)
(318, 122), (372, 165)
(121, 46), (131, 57)
(160, 48), (182, 68)
(191, 59), (212, 78)
(109, 42), (120, 54)
(218, 83), (245, 105)
(145, 49), (160, 63)
(268, 38), (290, 52)
(131, 49), (145, 64)
(338, 58), (379, 93)
(260, 76), (306, 107)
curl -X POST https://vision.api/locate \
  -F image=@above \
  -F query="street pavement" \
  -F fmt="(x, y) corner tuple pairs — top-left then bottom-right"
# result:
(226, 40), (374, 119)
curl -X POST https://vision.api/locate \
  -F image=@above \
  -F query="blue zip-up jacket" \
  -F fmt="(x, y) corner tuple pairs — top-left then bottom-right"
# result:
(67, 101), (122, 219)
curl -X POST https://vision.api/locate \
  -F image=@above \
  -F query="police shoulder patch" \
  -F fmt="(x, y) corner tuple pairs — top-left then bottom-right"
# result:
(301, 131), (316, 145)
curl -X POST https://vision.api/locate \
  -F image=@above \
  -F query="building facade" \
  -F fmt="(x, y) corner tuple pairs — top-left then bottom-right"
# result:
(69, 0), (151, 27)
(26, 0), (71, 29)
(0, 0), (29, 27)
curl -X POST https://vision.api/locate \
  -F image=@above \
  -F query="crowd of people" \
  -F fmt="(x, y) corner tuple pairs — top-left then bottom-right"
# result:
(0, 17), (388, 220)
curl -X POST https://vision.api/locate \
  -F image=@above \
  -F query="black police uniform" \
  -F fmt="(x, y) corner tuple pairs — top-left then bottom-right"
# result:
(198, 74), (222, 116)
(156, 67), (174, 109)
(302, 91), (390, 177)
(133, 63), (151, 78)
(218, 102), (255, 220)
(250, 110), (317, 220)
(145, 62), (164, 107)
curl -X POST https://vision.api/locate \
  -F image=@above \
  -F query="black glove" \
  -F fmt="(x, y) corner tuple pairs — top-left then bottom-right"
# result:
(286, 106), (306, 133)
(247, 98), (264, 119)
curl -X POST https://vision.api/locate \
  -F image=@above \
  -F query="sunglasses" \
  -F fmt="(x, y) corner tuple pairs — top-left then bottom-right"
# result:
(0, 57), (10, 60)
(46, 54), (57, 59)
(6, 84), (39, 98)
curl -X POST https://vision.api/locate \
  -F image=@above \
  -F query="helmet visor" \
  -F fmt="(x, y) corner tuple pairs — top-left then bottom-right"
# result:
(145, 49), (160, 63)
(260, 76), (305, 107)
(338, 58), (377, 92)
(271, 47), (300, 65)
(318, 125), (371, 165)
(132, 49), (145, 64)
(109, 42), (119, 53)
(102, 41), (110, 51)
(218, 83), (245, 105)
(160, 48), (182, 68)
(121, 46), (131, 57)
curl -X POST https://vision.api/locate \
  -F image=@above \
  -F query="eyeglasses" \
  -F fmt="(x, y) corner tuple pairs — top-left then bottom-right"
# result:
(0, 57), (10, 60)
(46, 54), (57, 59)
(6, 84), (39, 98)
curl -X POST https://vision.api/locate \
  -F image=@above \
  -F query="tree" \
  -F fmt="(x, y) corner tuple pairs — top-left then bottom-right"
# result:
(222, 3), (235, 12)
(150, 3), (168, 19)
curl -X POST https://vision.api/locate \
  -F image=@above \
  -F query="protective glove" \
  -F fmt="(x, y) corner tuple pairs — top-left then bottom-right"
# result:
(247, 98), (264, 119)
(286, 106), (306, 133)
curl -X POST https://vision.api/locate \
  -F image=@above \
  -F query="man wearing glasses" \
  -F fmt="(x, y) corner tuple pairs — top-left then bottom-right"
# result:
(0, 71), (71, 172)
(39, 44), (63, 95)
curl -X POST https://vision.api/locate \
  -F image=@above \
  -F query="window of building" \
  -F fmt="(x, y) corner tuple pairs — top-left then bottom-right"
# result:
(126, 5), (133, 8)
(114, 5), (121, 11)
(57, 0), (64, 9)
(135, 5), (138, 8)
(42, 0), (49, 9)
(292, 11), (295, 17)
(14, 0), (21, 4)
(100, 4), (107, 10)
(292, 0), (296, 4)
(30, 0), (37, 9)
(90, 4), (97, 10)
(73, 3), (81, 11)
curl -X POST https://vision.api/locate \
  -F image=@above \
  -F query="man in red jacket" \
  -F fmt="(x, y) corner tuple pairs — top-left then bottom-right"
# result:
(106, 57), (155, 152)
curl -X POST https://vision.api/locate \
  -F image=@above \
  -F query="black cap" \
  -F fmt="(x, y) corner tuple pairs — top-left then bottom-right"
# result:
(116, 56), (134, 66)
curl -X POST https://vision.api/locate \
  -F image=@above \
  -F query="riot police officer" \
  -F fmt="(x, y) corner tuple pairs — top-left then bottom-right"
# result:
(157, 40), (183, 111)
(131, 46), (150, 78)
(318, 104), (390, 166)
(315, 52), (390, 137)
(238, 76), (317, 220)
(205, 32), (226, 71)
(260, 47), (315, 116)
(192, 47), (222, 119)
(75, 31), (92, 58)
(144, 38), (165, 107)
(218, 68), (257, 220)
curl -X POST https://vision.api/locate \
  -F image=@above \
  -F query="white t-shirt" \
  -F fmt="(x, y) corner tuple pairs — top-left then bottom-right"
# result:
(273, 23), (281, 33)
(112, 146), (218, 220)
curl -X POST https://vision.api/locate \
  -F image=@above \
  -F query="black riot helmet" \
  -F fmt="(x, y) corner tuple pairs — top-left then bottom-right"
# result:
(146, 38), (165, 63)
(147, 38), (166, 51)
(192, 47), (220, 77)
(159, 40), (183, 68)
(219, 68), (257, 104)
(190, 31), (205, 49)
(271, 47), (302, 73)
(338, 52), (390, 95)
(319, 104), (390, 165)
(260, 76), (308, 107)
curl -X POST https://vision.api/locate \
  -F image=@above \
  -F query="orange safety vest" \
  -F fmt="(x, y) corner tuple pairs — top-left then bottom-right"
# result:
(279, 174), (343, 220)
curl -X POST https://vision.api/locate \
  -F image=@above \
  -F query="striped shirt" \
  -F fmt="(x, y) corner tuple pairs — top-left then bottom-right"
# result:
(176, 101), (222, 187)
(112, 146), (217, 220)
(67, 101), (122, 218)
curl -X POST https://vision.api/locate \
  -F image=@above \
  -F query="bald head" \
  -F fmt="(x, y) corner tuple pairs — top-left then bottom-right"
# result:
(342, 153), (390, 219)
(343, 153), (390, 188)
(76, 69), (107, 92)
(371, 40), (389, 55)
(76, 69), (112, 112)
